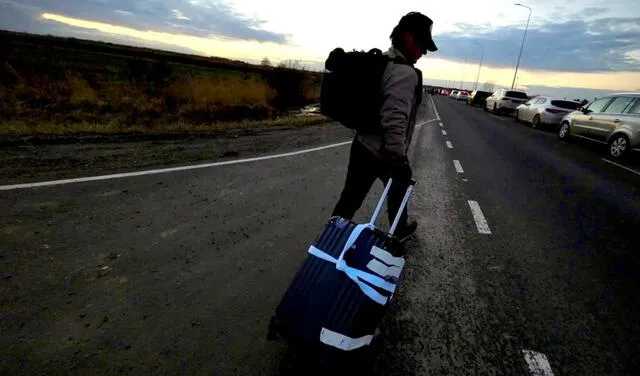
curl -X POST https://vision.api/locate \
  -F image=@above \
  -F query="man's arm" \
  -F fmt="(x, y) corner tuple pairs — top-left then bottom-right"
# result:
(380, 64), (418, 157)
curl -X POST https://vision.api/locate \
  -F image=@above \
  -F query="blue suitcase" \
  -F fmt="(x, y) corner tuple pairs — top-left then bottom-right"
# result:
(268, 179), (415, 366)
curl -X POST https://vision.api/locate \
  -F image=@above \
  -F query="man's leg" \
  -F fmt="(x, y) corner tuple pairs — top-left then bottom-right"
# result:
(331, 141), (378, 220)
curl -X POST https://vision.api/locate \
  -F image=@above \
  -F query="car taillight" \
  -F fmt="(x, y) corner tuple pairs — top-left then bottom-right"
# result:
(545, 108), (564, 114)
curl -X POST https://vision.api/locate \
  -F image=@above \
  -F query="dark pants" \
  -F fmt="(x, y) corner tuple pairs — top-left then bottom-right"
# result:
(332, 140), (409, 228)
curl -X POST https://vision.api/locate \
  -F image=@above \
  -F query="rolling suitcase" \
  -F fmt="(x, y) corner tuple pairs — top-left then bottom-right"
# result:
(267, 178), (416, 366)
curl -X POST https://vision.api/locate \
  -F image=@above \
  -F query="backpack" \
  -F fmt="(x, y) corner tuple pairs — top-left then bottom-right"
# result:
(320, 48), (422, 132)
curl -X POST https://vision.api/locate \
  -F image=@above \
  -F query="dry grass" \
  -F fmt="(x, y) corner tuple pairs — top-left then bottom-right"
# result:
(0, 114), (330, 137)
(1, 32), (323, 136)
(67, 73), (98, 104)
(168, 75), (275, 110)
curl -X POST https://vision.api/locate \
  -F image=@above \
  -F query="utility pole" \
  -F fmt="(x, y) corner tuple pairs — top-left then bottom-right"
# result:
(512, 3), (532, 89)
(473, 41), (484, 91)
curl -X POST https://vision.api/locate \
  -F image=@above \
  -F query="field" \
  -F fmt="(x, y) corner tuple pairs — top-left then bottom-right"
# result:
(0, 30), (325, 138)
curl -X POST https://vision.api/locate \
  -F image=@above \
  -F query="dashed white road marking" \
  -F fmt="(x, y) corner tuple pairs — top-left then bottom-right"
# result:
(439, 122), (443, 128)
(429, 95), (441, 120)
(425, 119), (440, 124)
(522, 350), (555, 376)
(467, 200), (491, 234)
(446, 141), (454, 149)
(442, 130), (448, 135)
(0, 140), (353, 191)
(453, 160), (464, 173)
(601, 158), (640, 177)
(489, 114), (506, 121)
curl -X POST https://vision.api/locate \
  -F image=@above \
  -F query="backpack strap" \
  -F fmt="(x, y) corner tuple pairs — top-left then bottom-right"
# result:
(387, 56), (423, 107)
(414, 67), (423, 105)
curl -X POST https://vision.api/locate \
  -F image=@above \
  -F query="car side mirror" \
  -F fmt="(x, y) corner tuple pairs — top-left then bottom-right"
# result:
(581, 107), (590, 114)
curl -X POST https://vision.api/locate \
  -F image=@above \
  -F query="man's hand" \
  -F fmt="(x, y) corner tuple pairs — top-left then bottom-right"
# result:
(385, 154), (413, 182)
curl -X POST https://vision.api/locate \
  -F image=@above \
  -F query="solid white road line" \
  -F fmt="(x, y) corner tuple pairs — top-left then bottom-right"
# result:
(429, 95), (441, 120)
(446, 141), (454, 149)
(453, 160), (464, 173)
(425, 119), (440, 123)
(522, 350), (555, 376)
(467, 200), (491, 234)
(601, 158), (640, 177)
(0, 140), (353, 191)
(442, 130), (448, 135)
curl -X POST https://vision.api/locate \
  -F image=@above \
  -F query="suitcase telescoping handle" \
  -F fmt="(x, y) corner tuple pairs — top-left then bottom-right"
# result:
(369, 178), (417, 236)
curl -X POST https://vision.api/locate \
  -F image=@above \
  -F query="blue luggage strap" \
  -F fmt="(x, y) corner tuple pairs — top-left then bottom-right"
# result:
(308, 223), (397, 306)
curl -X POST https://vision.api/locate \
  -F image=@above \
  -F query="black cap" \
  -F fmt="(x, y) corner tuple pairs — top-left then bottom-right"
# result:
(397, 12), (437, 52)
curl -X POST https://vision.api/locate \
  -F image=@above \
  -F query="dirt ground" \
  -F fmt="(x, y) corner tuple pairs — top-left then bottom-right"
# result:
(0, 122), (354, 185)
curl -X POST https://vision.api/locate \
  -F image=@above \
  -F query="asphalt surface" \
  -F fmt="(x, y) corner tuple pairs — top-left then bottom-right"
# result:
(1, 95), (640, 375)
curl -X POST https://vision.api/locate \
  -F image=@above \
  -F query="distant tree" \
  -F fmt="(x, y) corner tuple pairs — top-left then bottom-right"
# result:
(277, 59), (305, 71)
(261, 57), (272, 67)
(481, 81), (495, 92)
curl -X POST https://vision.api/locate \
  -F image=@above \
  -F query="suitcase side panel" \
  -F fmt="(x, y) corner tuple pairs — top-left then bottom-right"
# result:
(271, 218), (357, 342)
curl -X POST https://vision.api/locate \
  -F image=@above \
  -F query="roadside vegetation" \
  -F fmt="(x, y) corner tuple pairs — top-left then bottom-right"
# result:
(0, 30), (325, 137)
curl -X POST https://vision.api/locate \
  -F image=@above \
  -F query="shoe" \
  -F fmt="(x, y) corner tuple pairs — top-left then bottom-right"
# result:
(395, 220), (417, 243)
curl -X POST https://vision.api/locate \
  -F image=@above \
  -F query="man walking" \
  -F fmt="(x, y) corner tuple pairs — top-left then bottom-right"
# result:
(331, 12), (437, 242)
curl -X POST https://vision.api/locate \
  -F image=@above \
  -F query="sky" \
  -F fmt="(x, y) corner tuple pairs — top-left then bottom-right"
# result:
(1, 0), (639, 99)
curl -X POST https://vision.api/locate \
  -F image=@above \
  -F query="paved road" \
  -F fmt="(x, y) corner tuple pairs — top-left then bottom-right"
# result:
(426, 95), (640, 375)
(1, 95), (639, 375)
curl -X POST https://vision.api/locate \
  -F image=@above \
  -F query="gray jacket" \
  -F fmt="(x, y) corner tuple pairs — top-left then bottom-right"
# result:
(356, 47), (420, 159)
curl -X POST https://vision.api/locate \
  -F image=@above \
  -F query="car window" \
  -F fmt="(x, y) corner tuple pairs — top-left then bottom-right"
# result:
(586, 98), (612, 113)
(626, 99), (640, 114)
(551, 100), (581, 110)
(505, 91), (528, 99)
(603, 97), (635, 114)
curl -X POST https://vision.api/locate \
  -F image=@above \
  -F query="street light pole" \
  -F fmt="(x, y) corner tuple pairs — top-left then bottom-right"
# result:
(473, 41), (484, 91)
(512, 3), (531, 90)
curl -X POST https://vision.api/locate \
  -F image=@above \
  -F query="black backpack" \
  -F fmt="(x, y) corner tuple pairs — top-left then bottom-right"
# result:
(320, 48), (422, 132)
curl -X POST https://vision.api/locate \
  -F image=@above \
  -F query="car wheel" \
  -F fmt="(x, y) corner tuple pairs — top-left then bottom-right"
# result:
(558, 122), (571, 140)
(483, 103), (488, 112)
(493, 104), (497, 114)
(514, 110), (520, 123)
(608, 134), (630, 159)
(532, 115), (541, 129)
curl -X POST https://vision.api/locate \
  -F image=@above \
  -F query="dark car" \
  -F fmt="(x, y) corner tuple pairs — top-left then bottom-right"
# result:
(467, 90), (491, 107)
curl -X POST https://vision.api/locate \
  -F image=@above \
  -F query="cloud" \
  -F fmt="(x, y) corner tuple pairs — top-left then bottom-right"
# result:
(433, 16), (640, 72)
(581, 7), (608, 17)
(0, 0), (288, 43)
(172, 9), (190, 21)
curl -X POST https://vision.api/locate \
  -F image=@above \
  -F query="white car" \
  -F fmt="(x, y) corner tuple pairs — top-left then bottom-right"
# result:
(485, 89), (528, 114)
(514, 97), (581, 129)
(456, 92), (469, 101)
(449, 90), (459, 99)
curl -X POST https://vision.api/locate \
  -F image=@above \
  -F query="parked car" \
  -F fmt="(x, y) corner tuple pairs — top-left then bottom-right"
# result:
(558, 92), (640, 159)
(449, 90), (459, 99)
(485, 89), (528, 114)
(456, 91), (469, 101)
(441, 89), (451, 96)
(514, 96), (581, 129)
(467, 90), (491, 107)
